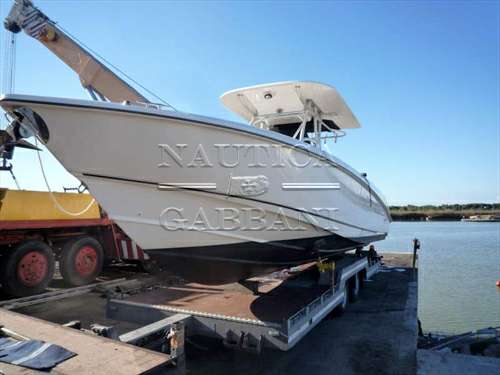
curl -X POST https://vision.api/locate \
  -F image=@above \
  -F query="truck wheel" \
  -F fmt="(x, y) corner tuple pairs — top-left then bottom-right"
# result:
(0, 240), (55, 297)
(60, 236), (104, 286)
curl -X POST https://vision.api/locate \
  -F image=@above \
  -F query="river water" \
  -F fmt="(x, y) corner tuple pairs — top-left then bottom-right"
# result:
(376, 221), (500, 334)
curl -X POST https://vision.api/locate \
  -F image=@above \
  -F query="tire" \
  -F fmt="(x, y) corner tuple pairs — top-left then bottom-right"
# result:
(358, 272), (366, 289)
(0, 240), (55, 297)
(332, 288), (349, 317)
(138, 260), (160, 274)
(60, 236), (104, 286)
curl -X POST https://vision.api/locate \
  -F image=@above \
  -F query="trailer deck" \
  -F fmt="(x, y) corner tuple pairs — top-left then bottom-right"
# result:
(116, 279), (328, 323)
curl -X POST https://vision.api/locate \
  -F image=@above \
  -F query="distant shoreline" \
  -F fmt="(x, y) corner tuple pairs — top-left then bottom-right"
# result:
(389, 205), (500, 221)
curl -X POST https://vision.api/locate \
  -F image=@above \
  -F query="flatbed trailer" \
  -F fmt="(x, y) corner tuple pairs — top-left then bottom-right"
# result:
(107, 253), (381, 352)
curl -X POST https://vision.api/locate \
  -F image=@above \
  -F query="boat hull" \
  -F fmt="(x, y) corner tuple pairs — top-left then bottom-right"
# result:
(0, 95), (390, 282)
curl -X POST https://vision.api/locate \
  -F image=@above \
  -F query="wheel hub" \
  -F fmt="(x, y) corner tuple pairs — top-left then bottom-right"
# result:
(17, 251), (48, 287)
(75, 246), (97, 276)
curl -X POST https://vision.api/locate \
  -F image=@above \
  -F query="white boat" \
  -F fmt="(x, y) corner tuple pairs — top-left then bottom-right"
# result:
(0, 81), (390, 282)
(1, 1), (390, 283)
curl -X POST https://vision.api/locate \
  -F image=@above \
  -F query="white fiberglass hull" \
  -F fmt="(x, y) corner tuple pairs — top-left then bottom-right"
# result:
(0, 95), (390, 282)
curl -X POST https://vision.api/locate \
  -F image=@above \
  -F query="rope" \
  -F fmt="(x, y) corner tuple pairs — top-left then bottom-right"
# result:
(9, 33), (16, 94)
(1, 32), (16, 94)
(34, 136), (96, 217)
(9, 168), (20, 190)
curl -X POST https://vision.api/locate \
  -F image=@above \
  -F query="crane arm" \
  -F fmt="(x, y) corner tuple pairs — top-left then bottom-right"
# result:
(4, 0), (149, 104)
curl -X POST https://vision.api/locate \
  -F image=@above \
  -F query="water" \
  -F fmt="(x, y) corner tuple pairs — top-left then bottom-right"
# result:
(377, 221), (500, 334)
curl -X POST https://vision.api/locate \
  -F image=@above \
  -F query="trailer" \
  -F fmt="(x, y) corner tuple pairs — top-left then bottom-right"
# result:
(0, 188), (149, 297)
(106, 253), (381, 353)
(0, 251), (420, 375)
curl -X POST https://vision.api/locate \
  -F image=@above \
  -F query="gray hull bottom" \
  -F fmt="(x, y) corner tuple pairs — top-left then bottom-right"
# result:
(146, 233), (385, 283)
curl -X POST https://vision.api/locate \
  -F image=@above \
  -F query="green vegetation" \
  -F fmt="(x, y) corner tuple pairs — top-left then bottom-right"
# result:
(389, 203), (500, 221)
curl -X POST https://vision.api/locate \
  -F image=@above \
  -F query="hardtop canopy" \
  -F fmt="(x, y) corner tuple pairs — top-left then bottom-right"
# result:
(220, 81), (361, 129)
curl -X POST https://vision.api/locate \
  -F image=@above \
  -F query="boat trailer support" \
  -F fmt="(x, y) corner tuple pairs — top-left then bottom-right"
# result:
(119, 313), (190, 361)
(0, 278), (131, 310)
(238, 279), (262, 295)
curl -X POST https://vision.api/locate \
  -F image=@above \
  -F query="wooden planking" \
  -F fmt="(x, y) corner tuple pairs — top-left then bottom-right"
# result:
(0, 308), (170, 375)
(0, 362), (44, 374)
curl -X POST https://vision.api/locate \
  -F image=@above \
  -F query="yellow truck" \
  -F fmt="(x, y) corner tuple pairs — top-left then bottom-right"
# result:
(0, 189), (149, 297)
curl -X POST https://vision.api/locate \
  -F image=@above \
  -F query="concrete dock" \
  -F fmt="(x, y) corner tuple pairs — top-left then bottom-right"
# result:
(417, 350), (500, 375)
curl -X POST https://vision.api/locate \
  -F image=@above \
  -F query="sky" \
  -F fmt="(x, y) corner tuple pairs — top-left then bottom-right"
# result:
(0, 0), (498, 205)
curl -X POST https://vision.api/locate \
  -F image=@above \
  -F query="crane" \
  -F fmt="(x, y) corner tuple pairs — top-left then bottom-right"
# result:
(4, 0), (149, 104)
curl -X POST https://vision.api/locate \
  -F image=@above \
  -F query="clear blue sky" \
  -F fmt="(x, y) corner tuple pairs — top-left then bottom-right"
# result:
(0, 0), (498, 205)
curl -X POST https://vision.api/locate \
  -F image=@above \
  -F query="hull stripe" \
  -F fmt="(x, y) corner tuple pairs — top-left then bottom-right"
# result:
(83, 172), (384, 235)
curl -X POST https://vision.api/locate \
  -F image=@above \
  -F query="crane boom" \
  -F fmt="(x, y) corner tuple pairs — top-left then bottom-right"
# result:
(4, 0), (149, 104)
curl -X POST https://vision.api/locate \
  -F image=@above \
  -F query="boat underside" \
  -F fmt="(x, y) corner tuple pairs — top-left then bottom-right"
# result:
(145, 232), (384, 283)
